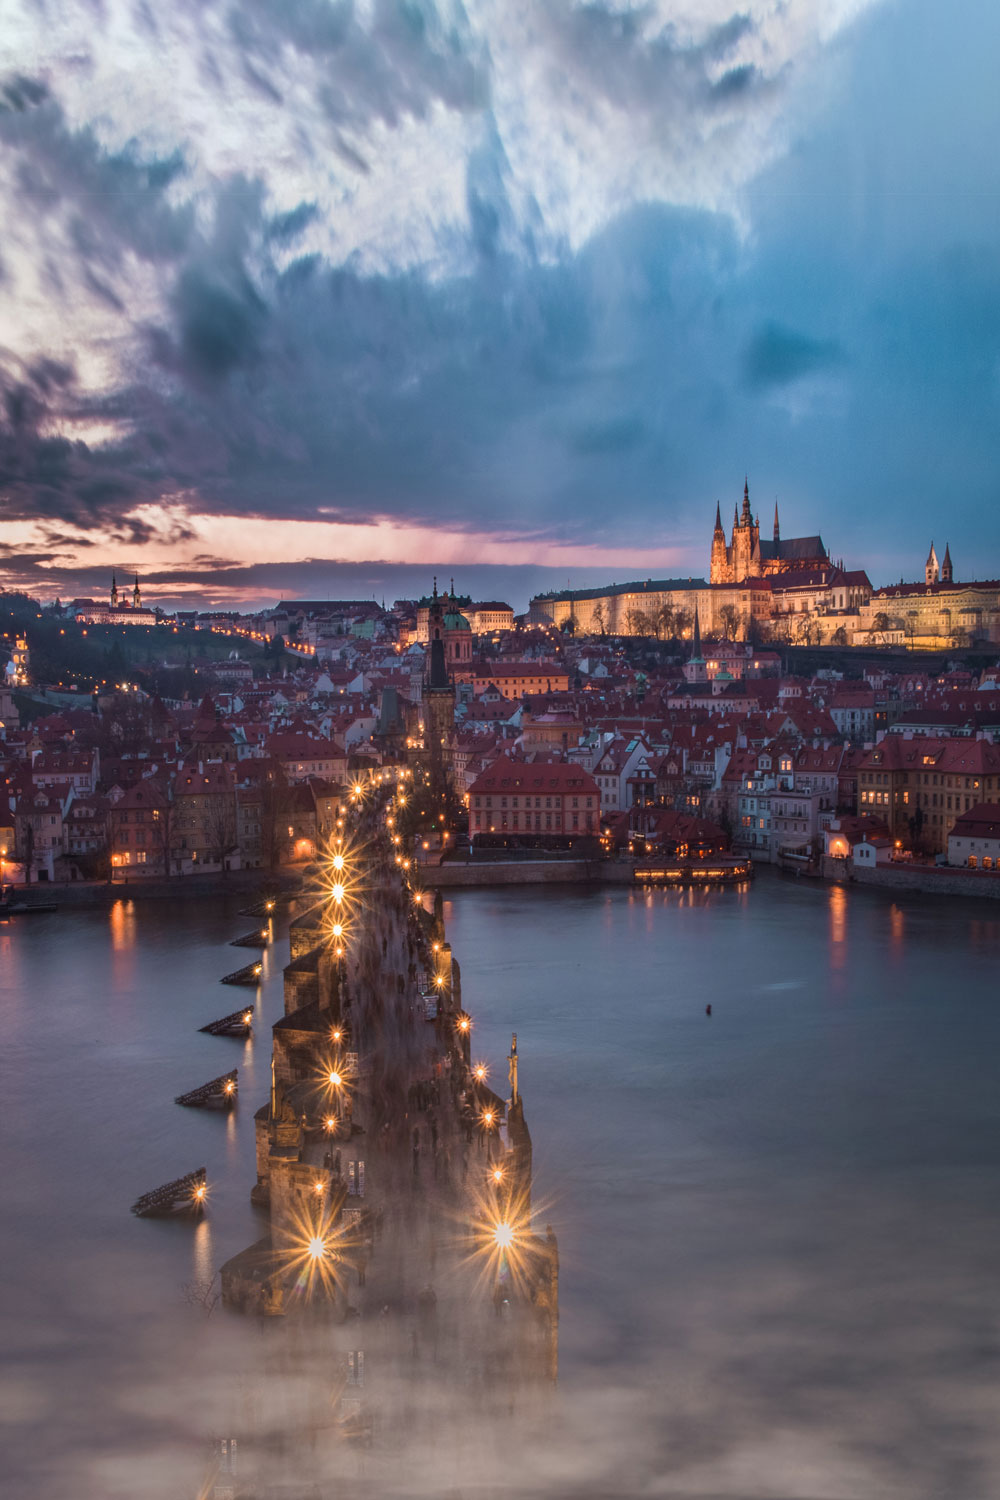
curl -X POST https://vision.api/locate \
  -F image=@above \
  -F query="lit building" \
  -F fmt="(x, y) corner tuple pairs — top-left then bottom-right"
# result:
(860, 547), (1000, 647)
(468, 754), (599, 844)
(74, 573), (158, 627)
(856, 736), (1000, 852)
(710, 480), (829, 584)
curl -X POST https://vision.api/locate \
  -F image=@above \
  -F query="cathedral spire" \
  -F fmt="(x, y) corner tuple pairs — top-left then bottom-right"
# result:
(741, 476), (752, 526)
(110, 572), (118, 608)
(941, 543), (953, 583)
(692, 601), (702, 660)
(714, 501), (724, 535)
(773, 500), (780, 543)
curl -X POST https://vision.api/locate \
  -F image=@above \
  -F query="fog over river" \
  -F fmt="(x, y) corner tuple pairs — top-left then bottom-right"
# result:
(4, 873), (1000, 1498)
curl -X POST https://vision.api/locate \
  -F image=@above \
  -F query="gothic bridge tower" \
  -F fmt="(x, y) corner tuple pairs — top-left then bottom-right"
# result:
(423, 579), (456, 803)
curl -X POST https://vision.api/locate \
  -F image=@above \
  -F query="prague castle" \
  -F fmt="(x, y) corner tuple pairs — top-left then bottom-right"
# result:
(710, 479), (829, 584)
(531, 478), (864, 641)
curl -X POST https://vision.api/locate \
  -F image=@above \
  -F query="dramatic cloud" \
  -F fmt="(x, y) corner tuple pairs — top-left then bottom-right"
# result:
(1, 0), (998, 606)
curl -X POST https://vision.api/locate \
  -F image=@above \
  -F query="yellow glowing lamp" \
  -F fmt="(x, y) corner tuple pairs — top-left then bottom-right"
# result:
(328, 1070), (343, 1088)
(308, 1237), (326, 1260)
(473, 1064), (487, 1082)
(332, 853), (345, 871)
(493, 1222), (514, 1250)
(482, 1109), (495, 1129)
(224, 1079), (235, 1094)
(331, 882), (345, 904)
(242, 1010), (253, 1026)
(313, 1180), (324, 1196)
(193, 1182), (207, 1202)
(325, 1115), (337, 1132)
(457, 1016), (471, 1033)
(491, 1167), (504, 1184)
(331, 923), (343, 939)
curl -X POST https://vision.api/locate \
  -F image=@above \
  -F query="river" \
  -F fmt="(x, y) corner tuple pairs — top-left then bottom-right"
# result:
(3, 873), (1000, 1498)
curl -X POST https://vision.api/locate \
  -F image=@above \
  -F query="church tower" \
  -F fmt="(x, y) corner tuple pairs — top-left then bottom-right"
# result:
(731, 478), (759, 582)
(925, 542), (940, 586)
(710, 502), (729, 584)
(110, 572), (119, 608)
(132, 574), (141, 609)
(941, 544), (953, 584)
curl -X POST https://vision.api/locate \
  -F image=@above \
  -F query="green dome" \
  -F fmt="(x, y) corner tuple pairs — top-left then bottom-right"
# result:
(442, 610), (471, 631)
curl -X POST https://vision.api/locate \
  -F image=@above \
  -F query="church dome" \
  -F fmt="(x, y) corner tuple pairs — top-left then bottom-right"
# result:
(442, 610), (471, 631)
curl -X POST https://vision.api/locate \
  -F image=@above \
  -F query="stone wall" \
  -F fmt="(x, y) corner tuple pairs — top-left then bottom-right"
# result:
(420, 859), (634, 888)
(821, 855), (1000, 902)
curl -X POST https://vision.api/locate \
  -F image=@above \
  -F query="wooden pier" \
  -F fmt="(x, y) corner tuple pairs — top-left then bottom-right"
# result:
(175, 1070), (238, 1108)
(220, 960), (263, 985)
(131, 1167), (207, 1217)
(199, 1007), (254, 1037)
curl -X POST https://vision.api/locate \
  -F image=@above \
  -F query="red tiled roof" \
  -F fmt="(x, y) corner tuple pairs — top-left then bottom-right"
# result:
(468, 754), (598, 796)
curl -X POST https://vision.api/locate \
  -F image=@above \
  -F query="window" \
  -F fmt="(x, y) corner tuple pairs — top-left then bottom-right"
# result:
(137, 850), (146, 864)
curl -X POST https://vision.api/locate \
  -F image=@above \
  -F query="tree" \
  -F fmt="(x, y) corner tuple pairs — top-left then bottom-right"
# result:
(673, 607), (692, 640)
(656, 603), (675, 640)
(625, 607), (653, 637)
(718, 604), (739, 640)
(592, 602), (607, 637)
(204, 783), (239, 872)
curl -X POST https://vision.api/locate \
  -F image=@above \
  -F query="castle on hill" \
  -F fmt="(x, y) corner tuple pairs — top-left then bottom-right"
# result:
(710, 479), (829, 584)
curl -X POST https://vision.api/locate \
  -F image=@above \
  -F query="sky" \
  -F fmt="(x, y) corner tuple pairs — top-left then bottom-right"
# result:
(1, 0), (999, 611)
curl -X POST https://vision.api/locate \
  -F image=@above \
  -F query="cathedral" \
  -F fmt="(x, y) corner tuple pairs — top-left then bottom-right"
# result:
(710, 479), (829, 584)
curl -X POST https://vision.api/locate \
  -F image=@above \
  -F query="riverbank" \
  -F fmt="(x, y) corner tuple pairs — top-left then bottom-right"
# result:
(822, 856), (1000, 902)
(419, 858), (625, 888)
(1, 869), (305, 909)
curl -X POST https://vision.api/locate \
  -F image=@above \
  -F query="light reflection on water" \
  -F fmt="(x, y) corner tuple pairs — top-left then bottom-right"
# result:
(4, 874), (1000, 1498)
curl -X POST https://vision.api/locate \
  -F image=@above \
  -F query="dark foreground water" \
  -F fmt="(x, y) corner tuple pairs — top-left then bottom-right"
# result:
(4, 874), (1000, 1498)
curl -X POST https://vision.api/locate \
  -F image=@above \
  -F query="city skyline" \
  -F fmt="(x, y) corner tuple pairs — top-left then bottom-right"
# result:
(2, 0), (1000, 609)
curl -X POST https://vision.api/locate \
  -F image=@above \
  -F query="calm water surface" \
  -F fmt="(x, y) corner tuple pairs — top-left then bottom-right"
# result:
(4, 874), (1000, 1498)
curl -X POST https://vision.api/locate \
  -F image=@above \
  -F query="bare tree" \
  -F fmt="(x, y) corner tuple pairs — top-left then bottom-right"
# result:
(718, 603), (739, 640)
(204, 785), (239, 872)
(656, 603), (676, 640)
